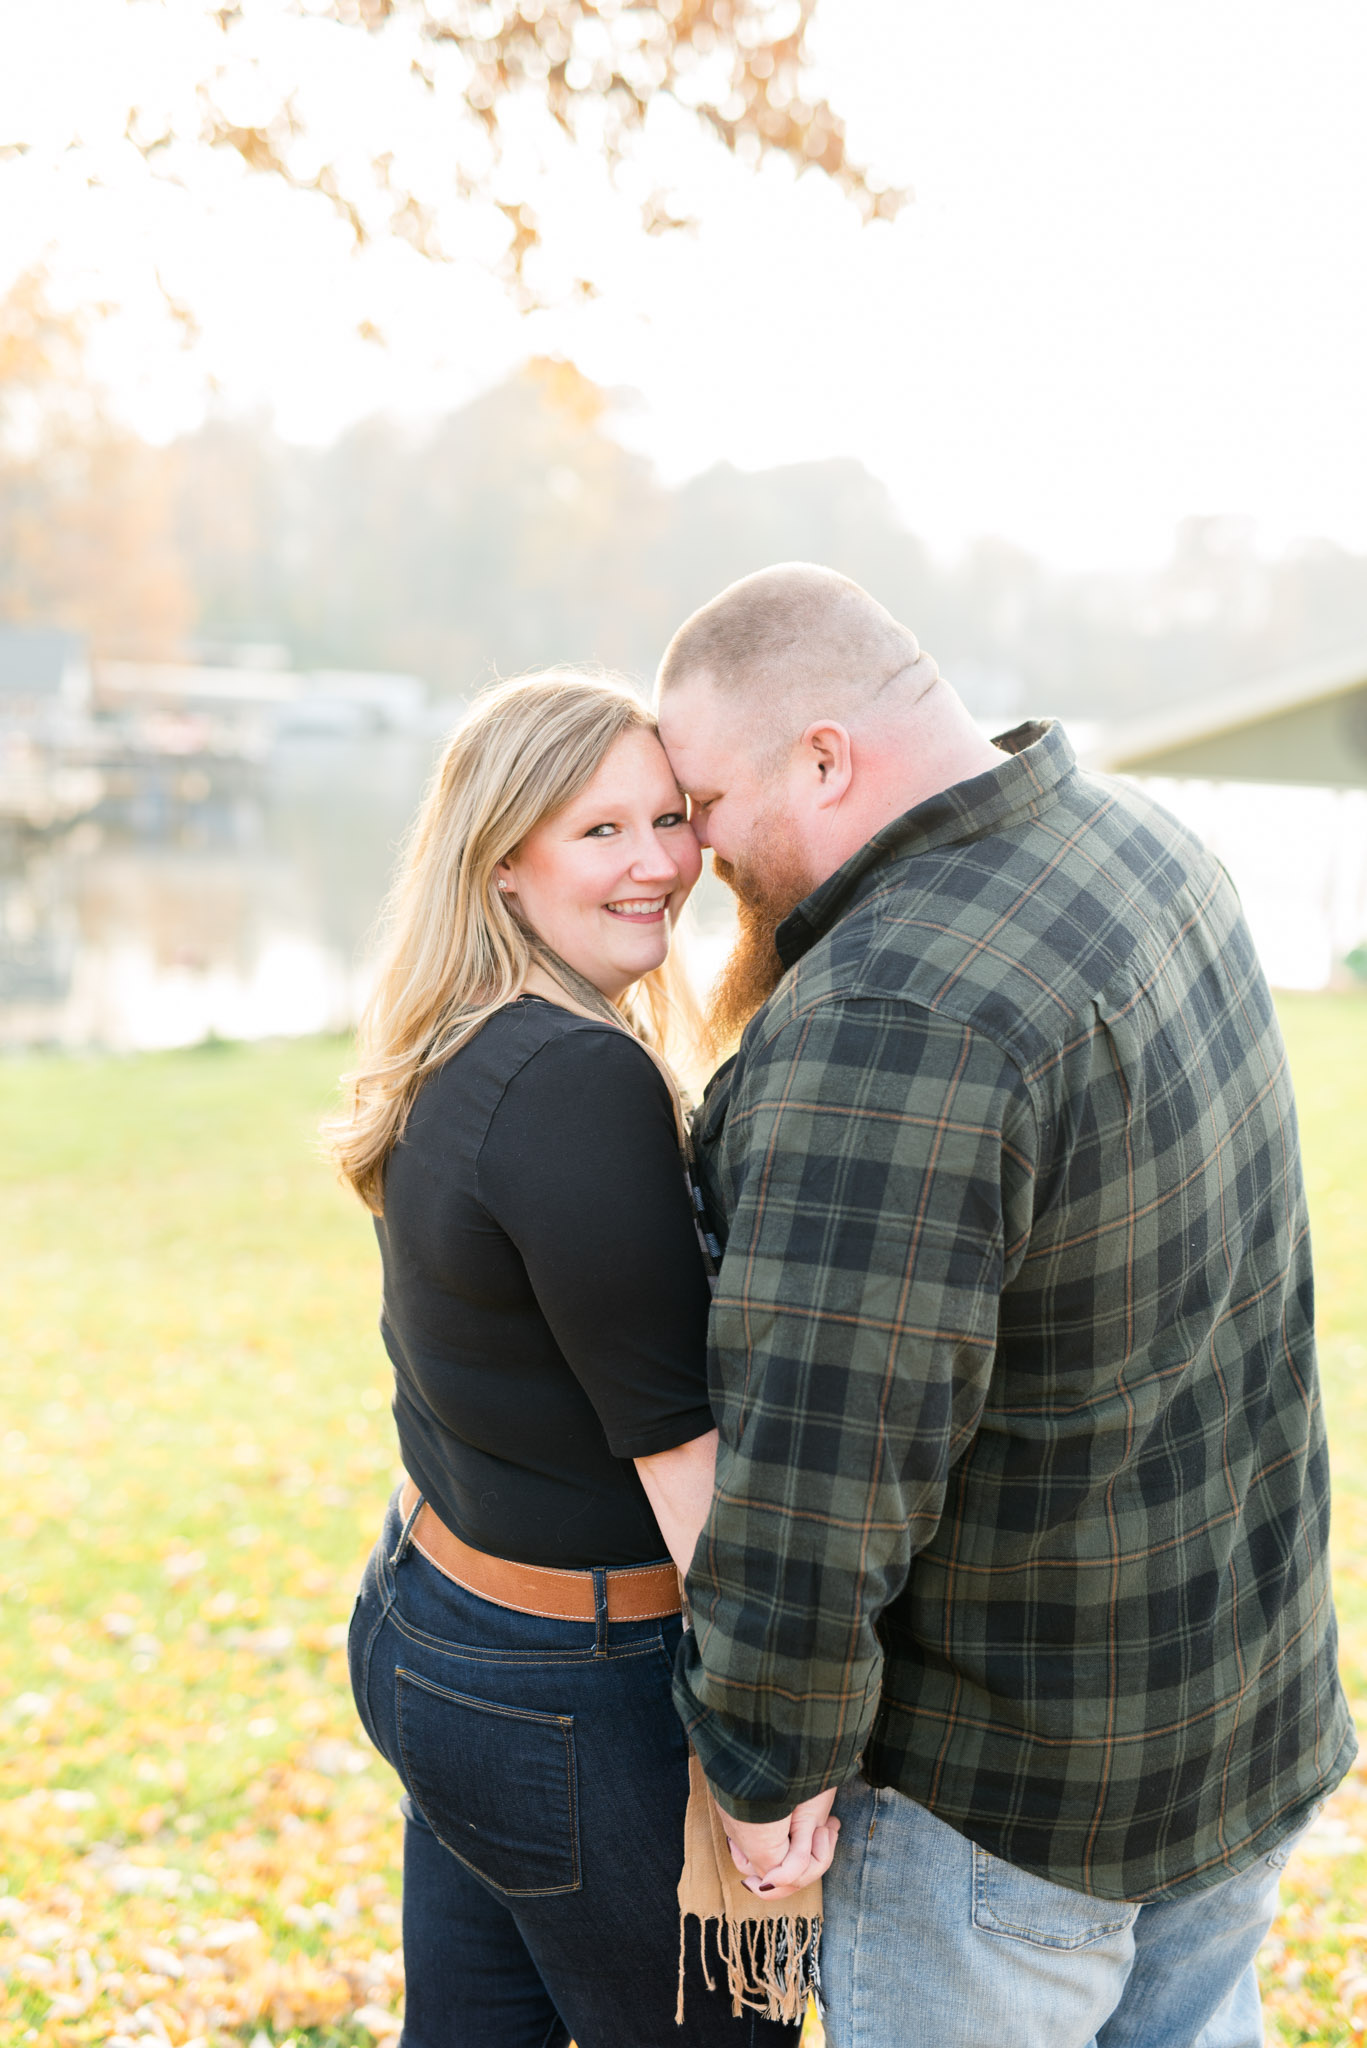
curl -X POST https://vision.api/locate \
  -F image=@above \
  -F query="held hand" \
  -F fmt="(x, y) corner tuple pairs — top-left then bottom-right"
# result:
(717, 1785), (840, 1900)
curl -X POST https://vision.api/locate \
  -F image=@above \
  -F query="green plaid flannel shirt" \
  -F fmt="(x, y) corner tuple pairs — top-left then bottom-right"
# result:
(674, 720), (1354, 1900)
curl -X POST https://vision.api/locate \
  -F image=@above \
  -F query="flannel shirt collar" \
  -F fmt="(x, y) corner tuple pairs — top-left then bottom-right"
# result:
(774, 717), (1076, 971)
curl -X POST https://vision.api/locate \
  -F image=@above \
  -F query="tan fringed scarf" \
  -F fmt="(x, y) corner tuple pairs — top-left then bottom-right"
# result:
(676, 1751), (822, 2027)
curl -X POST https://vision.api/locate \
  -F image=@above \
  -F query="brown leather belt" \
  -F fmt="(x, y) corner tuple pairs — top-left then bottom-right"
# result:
(398, 1479), (682, 1623)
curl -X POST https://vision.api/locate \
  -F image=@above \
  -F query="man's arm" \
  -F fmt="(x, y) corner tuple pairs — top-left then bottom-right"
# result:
(637, 1429), (842, 1896)
(674, 994), (1036, 1823)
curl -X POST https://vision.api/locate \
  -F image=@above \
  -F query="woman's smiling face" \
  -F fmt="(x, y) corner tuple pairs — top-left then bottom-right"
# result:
(497, 725), (702, 1000)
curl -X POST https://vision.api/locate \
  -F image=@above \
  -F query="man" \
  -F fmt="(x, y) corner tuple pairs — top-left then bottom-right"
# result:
(655, 564), (1354, 2048)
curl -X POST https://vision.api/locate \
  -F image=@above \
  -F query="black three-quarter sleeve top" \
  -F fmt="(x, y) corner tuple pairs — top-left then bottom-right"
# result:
(374, 996), (715, 1568)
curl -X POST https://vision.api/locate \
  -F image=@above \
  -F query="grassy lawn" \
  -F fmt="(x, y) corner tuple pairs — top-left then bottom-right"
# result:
(1, 996), (1365, 2047)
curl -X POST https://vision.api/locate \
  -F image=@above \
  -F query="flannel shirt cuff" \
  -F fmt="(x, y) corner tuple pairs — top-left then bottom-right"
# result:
(674, 1682), (858, 1824)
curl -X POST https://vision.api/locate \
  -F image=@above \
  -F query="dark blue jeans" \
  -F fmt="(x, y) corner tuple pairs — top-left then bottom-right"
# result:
(348, 1489), (799, 2048)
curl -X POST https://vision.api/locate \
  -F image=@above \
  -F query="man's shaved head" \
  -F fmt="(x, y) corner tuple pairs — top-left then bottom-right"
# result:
(656, 561), (939, 736)
(657, 562), (1000, 1046)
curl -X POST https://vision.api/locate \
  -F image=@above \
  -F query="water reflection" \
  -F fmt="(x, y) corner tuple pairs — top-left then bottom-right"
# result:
(1, 745), (1364, 1055)
(0, 733), (437, 1052)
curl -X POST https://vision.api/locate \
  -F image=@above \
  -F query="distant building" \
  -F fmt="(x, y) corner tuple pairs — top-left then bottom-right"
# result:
(3, 636), (431, 838)
(96, 660), (429, 749)
(0, 627), (102, 829)
(273, 669), (428, 738)
(0, 626), (93, 737)
(1083, 651), (1367, 989)
(1088, 648), (1367, 790)
(94, 661), (302, 763)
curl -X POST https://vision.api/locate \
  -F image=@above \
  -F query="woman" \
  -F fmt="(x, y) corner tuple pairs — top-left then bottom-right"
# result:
(327, 673), (831, 2048)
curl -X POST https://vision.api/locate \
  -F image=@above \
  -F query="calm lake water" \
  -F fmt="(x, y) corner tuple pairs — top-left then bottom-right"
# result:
(1, 746), (1363, 1054)
(0, 735), (432, 1053)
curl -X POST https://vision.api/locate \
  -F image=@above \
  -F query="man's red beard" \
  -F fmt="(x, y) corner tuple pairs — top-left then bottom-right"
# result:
(707, 845), (814, 1050)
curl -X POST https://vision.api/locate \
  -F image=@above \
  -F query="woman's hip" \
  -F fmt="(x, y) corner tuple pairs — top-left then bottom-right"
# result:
(347, 1488), (690, 1901)
(348, 1490), (800, 2046)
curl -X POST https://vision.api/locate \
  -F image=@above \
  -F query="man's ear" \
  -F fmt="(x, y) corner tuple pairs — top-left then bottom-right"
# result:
(800, 721), (854, 810)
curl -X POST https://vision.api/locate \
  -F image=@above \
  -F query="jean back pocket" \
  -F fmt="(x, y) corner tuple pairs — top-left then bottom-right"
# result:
(972, 1845), (1138, 1951)
(395, 1667), (581, 1896)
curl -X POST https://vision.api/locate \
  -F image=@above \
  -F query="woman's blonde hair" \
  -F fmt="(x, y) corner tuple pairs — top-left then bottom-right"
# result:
(325, 669), (702, 1213)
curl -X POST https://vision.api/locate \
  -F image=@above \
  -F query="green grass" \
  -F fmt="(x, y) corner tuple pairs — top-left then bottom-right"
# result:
(1, 1039), (401, 2045)
(1, 1000), (1365, 2046)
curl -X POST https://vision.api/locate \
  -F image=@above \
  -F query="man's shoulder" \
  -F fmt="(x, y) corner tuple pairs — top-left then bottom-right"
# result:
(755, 769), (1233, 1078)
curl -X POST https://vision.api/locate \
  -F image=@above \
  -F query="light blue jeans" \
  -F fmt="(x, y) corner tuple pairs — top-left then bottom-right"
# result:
(822, 1780), (1303, 2048)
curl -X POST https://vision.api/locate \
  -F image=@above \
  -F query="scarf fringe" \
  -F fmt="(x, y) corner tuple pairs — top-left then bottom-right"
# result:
(676, 1908), (821, 2027)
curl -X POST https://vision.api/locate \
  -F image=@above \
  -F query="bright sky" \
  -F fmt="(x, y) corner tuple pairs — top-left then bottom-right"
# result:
(3, 0), (1366, 571)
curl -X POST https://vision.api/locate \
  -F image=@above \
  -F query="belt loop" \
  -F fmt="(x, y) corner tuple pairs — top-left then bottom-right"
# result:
(391, 1491), (424, 1568)
(591, 1567), (609, 1656)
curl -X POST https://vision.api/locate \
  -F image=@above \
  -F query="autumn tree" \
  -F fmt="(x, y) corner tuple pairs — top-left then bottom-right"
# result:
(0, 274), (192, 657)
(0, 2), (906, 658)
(102, 0), (903, 300)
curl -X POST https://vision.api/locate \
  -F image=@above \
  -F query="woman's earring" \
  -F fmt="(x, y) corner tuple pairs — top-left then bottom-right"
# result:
(497, 880), (509, 892)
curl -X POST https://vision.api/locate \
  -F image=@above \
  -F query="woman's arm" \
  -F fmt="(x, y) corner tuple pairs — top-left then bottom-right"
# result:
(476, 1027), (717, 1462)
(634, 1427), (719, 1580)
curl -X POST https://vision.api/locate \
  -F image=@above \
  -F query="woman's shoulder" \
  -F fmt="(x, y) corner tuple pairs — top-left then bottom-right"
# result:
(494, 998), (668, 1100)
(419, 998), (664, 1114)
(476, 1005), (682, 1203)
(395, 1005), (668, 1204)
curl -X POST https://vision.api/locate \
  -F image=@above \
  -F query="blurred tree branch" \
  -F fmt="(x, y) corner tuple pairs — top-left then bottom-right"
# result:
(119, 0), (906, 302)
